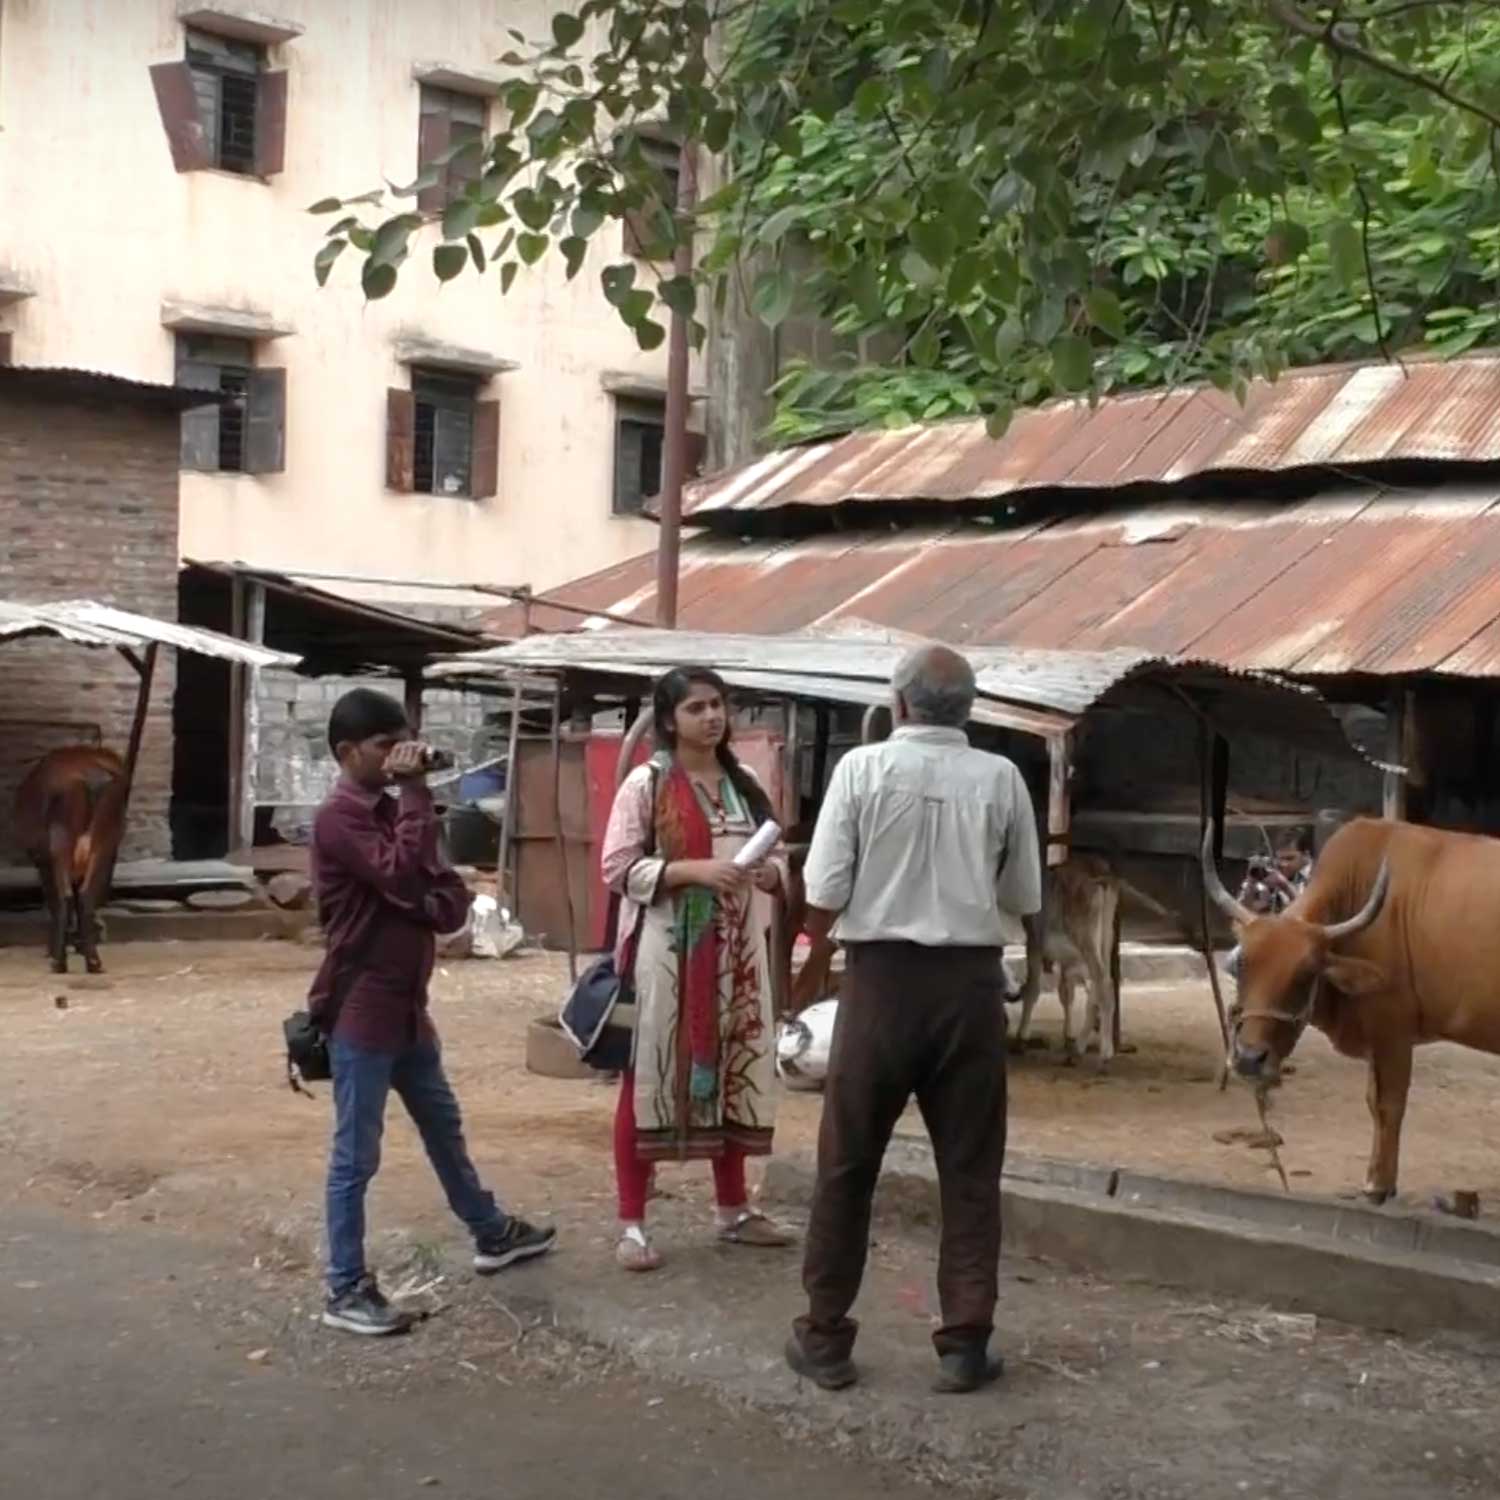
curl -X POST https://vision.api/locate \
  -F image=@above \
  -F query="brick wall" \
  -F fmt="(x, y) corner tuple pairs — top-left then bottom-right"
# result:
(0, 389), (181, 861)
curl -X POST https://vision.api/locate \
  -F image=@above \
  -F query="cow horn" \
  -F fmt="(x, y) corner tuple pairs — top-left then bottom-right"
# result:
(1321, 860), (1390, 943)
(1201, 822), (1254, 925)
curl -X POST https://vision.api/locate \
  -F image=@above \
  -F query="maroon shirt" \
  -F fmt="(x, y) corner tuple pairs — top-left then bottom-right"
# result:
(307, 779), (472, 1052)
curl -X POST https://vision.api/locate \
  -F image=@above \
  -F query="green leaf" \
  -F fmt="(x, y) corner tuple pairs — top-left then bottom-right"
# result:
(1328, 221), (1364, 289)
(551, 11), (584, 47)
(1050, 335), (1094, 392)
(756, 206), (801, 246)
(900, 247), (940, 290)
(601, 263), (637, 307)
(313, 239), (346, 287)
(659, 275), (696, 318)
(499, 261), (519, 295)
(306, 197), (344, 214)
(433, 244), (468, 282)
(362, 261), (398, 301)
(1265, 220), (1310, 264)
(572, 202), (605, 239)
(750, 268), (795, 328)
(560, 235), (588, 279)
(467, 234), (486, 274)
(442, 198), (482, 240)
(371, 214), (422, 268)
(985, 401), (1014, 440)
(1084, 288), (1125, 339)
(517, 232), (549, 265)
(634, 318), (667, 351)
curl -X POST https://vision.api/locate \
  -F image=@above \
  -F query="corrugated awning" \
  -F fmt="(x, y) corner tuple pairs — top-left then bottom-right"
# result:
(435, 629), (1386, 767)
(0, 599), (300, 668)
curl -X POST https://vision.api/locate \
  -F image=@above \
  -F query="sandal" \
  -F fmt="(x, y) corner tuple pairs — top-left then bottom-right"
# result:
(718, 1210), (794, 1248)
(615, 1225), (663, 1273)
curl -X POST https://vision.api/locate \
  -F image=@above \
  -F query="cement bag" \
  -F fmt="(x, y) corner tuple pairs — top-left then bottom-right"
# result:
(776, 999), (838, 1091)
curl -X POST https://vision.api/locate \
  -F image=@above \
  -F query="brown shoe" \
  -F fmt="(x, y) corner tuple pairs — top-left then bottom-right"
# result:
(718, 1210), (794, 1248)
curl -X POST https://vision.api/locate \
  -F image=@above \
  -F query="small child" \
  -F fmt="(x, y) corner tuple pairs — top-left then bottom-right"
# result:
(310, 688), (554, 1335)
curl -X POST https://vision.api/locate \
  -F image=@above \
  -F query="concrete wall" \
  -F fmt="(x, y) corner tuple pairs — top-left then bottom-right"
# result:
(0, 389), (180, 860)
(0, 0), (689, 594)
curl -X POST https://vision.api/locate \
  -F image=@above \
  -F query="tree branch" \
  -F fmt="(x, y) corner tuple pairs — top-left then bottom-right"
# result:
(1266, 0), (1500, 131)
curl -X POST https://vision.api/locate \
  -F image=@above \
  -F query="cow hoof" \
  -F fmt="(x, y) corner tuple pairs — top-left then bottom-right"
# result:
(85, 960), (104, 976)
(50, 962), (67, 976)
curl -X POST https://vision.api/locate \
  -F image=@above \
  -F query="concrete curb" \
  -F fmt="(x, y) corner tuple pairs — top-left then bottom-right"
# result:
(762, 1140), (1500, 1341)
(0, 908), (293, 948)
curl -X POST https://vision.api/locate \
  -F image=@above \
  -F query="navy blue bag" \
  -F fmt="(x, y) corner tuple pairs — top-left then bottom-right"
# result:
(559, 765), (656, 1072)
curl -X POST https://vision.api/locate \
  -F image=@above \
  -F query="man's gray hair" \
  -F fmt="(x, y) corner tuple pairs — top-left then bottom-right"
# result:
(891, 644), (976, 727)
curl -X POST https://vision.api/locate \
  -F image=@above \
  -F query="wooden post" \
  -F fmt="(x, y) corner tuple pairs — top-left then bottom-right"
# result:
(1197, 719), (1232, 1063)
(782, 699), (800, 827)
(550, 686), (579, 982)
(496, 673), (527, 908)
(1383, 688), (1412, 821)
(97, 641), (159, 905)
(1046, 732), (1072, 868)
(810, 704), (831, 810)
(234, 583), (266, 857)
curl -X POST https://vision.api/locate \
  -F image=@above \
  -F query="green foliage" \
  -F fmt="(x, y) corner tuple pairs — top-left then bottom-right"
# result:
(311, 0), (1500, 440)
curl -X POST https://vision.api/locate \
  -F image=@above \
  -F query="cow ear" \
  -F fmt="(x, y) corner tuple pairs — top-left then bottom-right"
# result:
(1323, 955), (1385, 997)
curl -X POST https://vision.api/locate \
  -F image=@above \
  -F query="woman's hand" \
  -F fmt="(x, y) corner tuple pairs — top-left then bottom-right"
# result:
(750, 862), (780, 894)
(665, 859), (749, 897)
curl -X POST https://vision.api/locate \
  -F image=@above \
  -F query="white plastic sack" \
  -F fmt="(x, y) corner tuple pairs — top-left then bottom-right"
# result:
(776, 999), (838, 1091)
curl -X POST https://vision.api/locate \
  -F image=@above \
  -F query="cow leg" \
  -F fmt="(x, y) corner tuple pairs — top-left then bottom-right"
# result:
(76, 880), (104, 974)
(1363, 1041), (1413, 1204)
(1010, 985), (1039, 1055)
(33, 858), (67, 974)
(1058, 968), (1080, 1065)
(1086, 940), (1117, 1073)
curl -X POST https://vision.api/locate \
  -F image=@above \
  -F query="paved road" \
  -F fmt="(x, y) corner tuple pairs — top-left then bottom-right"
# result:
(2, 1208), (920, 1500)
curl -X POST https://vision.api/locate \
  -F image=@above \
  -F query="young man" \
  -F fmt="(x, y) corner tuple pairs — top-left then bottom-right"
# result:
(311, 688), (555, 1336)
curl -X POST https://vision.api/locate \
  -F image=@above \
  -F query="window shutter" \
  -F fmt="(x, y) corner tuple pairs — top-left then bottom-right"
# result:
(254, 70), (288, 177)
(386, 388), (416, 492)
(243, 367), (286, 474)
(471, 399), (500, 500)
(149, 61), (213, 172)
(177, 360), (222, 471)
(416, 105), (451, 215)
(684, 429), (707, 479)
(613, 416), (643, 515)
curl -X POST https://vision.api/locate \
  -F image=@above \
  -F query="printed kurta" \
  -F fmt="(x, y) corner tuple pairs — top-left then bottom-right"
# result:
(600, 758), (782, 1162)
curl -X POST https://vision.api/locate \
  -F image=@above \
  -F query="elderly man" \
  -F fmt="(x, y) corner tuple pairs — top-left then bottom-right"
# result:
(786, 645), (1042, 1395)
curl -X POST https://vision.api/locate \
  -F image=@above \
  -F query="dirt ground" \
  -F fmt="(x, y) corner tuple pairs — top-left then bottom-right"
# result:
(3, 939), (1495, 1238)
(5, 939), (1500, 1498)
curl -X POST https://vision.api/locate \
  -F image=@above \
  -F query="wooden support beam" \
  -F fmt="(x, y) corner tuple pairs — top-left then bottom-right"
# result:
(782, 700), (800, 828)
(229, 581), (266, 856)
(496, 674), (527, 907)
(1046, 732), (1072, 868)
(96, 641), (159, 905)
(1383, 688), (1412, 821)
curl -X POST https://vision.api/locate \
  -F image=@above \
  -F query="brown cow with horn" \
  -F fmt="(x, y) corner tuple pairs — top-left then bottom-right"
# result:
(1201, 816), (1500, 1204)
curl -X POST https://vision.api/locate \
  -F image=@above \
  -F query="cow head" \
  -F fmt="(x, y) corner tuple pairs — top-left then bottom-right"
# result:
(1201, 827), (1388, 1083)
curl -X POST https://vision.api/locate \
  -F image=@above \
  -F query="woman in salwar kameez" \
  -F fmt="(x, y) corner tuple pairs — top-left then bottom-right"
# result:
(599, 666), (792, 1271)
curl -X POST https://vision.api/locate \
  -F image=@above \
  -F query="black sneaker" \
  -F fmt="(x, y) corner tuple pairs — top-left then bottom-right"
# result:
(322, 1274), (409, 1337)
(473, 1218), (557, 1275)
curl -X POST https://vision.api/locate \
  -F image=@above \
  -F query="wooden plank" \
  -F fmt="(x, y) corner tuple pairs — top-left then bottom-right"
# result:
(1047, 732), (1072, 867)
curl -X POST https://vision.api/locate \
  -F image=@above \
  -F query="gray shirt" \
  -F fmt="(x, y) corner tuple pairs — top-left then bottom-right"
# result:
(802, 725), (1043, 947)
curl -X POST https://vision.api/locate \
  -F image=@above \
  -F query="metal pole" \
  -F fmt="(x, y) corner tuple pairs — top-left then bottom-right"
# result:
(655, 131), (699, 628)
(551, 686), (579, 983)
(236, 583), (266, 856)
(496, 673), (526, 913)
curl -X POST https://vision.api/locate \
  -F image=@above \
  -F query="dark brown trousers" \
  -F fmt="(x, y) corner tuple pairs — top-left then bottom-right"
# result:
(795, 942), (1007, 1363)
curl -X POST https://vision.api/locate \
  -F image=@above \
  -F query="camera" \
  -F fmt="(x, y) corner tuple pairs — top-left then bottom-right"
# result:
(419, 746), (455, 772)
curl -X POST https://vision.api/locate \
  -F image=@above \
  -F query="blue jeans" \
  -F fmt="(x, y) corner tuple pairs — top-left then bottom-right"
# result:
(326, 1038), (508, 1295)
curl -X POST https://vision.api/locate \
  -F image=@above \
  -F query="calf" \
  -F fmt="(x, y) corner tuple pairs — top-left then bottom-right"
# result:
(13, 746), (128, 974)
(1008, 856), (1121, 1065)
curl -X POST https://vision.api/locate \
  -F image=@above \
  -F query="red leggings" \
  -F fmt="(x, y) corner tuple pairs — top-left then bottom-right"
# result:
(614, 1068), (747, 1220)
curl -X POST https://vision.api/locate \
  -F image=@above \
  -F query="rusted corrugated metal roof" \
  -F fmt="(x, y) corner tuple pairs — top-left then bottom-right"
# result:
(439, 630), (1382, 765)
(0, 599), (300, 668)
(681, 356), (1500, 523)
(482, 486), (1500, 679)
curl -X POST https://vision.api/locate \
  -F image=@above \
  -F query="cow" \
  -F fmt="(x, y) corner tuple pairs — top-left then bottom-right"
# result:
(1198, 816), (1500, 1204)
(13, 746), (129, 975)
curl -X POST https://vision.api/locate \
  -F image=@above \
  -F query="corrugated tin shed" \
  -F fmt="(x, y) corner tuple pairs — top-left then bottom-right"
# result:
(0, 364), (226, 411)
(680, 355), (1500, 524)
(0, 598), (299, 667)
(440, 629), (1383, 766)
(485, 487), (1500, 679)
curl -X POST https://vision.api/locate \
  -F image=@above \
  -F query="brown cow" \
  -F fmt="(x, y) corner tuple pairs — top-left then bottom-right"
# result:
(1197, 816), (1500, 1204)
(14, 746), (129, 974)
